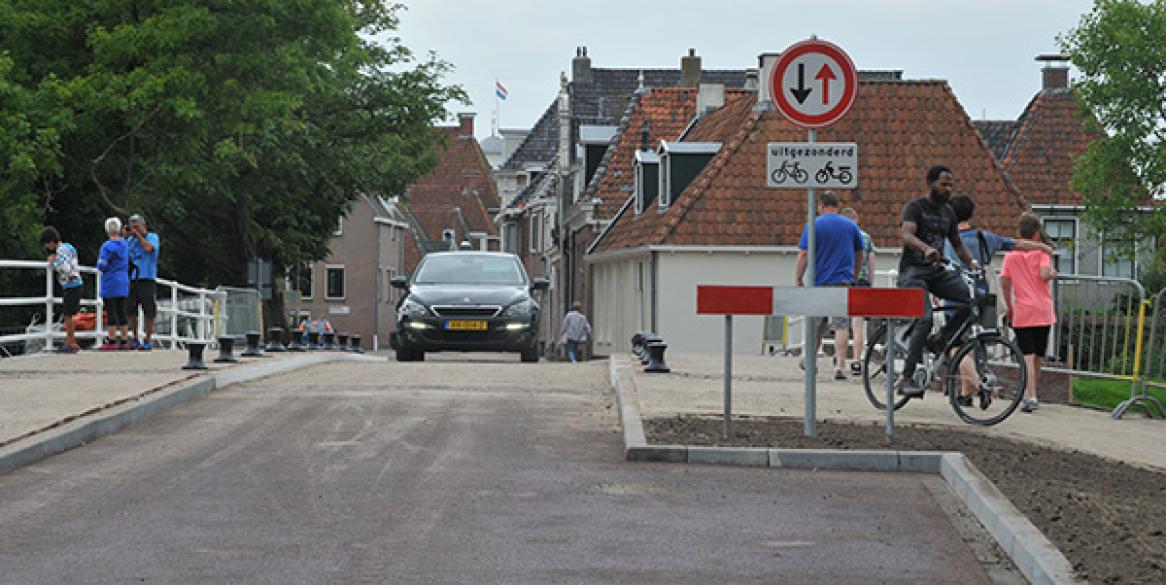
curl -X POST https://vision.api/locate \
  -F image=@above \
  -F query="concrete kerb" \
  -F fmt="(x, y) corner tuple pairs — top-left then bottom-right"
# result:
(608, 355), (1080, 585)
(0, 353), (384, 477)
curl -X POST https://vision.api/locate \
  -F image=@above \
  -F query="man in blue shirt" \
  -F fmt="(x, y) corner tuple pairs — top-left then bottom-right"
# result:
(796, 191), (864, 380)
(126, 213), (161, 350)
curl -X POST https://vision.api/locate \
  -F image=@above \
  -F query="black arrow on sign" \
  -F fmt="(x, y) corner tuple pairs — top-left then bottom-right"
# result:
(790, 63), (812, 105)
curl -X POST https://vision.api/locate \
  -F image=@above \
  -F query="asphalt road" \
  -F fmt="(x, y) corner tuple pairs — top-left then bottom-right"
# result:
(0, 354), (998, 584)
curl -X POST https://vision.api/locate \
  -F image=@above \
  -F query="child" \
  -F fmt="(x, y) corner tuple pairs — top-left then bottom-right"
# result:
(96, 217), (131, 351)
(40, 227), (83, 353)
(1000, 212), (1057, 412)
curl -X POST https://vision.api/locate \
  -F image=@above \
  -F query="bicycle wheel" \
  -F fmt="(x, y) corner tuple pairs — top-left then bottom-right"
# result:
(861, 321), (912, 411)
(945, 334), (1026, 425)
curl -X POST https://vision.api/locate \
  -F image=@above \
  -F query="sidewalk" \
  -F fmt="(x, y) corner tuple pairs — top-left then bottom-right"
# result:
(0, 349), (370, 451)
(629, 351), (1166, 471)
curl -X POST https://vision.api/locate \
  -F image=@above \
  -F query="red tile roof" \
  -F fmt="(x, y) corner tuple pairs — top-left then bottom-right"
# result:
(588, 88), (752, 220)
(592, 81), (1029, 255)
(405, 127), (499, 238)
(999, 89), (1105, 206)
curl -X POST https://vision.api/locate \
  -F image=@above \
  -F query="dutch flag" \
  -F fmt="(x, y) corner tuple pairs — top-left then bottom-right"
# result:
(495, 80), (508, 101)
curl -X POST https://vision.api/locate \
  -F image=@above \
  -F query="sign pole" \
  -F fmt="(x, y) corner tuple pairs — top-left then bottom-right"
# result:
(724, 314), (733, 438)
(886, 320), (895, 442)
(804, 128), (817, 438)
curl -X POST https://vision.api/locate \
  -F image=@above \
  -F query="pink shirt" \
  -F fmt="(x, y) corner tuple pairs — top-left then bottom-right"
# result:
(1000, 250), (1056, 328)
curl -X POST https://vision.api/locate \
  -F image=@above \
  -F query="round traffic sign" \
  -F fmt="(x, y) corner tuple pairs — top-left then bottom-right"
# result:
(770, 38), (858, 128)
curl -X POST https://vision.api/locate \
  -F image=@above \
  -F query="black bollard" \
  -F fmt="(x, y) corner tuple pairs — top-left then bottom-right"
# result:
(183, 341), (208, 370)
(350, 334), (364, 354)
(265, 327), (287, 352)
(336, 333), (349, 351)
(213, 336), (238, 363)
(307, 331), (320, 350)
(241, 331), (265, 357)
(321, 331), (336, 350)
(644, 341), (671, 373)
(640, 334), (660, 365)
(287, 329), (305, 352)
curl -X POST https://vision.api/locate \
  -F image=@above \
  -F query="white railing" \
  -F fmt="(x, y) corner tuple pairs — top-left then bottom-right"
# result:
(0, 258), (228, 352)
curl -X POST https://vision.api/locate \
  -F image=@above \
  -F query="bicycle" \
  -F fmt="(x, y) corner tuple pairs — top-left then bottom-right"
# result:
(860, 259), (1027, 426)
(770, 161), (809, 184)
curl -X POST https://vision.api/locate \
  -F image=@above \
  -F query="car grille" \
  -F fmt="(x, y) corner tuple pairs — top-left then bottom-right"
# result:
(431, 305), (502, 319)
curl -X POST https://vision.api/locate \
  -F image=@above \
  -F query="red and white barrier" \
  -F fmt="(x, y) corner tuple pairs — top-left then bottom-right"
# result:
(695, 284), (925, 439)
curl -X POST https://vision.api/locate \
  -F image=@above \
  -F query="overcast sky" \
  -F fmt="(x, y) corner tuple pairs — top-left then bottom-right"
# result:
(393, 0), (1096, 139)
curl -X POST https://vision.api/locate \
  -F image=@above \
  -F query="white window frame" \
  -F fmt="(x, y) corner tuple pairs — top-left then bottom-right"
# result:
(1042, 217), (1078, 275)
(324, 264), (346, 300)
(1099, 238), (1137, 279)
(333, 216), (344, 237)
(529, 212), (542, 253)
(502, 222), (519, 254)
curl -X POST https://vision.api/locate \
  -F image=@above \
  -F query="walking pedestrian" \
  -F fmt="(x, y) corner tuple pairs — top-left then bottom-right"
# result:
(796, 191), (864, 380)
(840, 207), (876, 376)
(1001, 212), (1057, 413)
(559, 301), (591, 363)
(126, 213), (160, 350)
(40, 227), (83, 353)
(97, 217), (131, 351)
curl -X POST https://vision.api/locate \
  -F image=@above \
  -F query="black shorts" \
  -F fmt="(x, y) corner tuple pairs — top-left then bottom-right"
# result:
(105, 296), (129, 326)
(1014, 326), (1050, 356)
(62, 286), (82, 316)
(130, 279), (158, 319)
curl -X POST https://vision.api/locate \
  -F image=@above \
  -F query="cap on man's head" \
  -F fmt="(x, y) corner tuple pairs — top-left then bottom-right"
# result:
(128, 213), (146, 225)
(572, 301), (583, 310)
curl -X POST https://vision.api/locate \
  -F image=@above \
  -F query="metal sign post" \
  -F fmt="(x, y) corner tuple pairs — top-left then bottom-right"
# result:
(803, 127), (817, 438)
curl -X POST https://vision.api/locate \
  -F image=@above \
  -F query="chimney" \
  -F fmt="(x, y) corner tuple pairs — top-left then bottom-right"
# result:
(697, 83), (725, 116)
(457, 112), (475, 137)
(754, 52), (781, 111)
(1036, 54), (1069, 90)
(572, 46), (592, 83)
(743, 68), (759, 92)
(681, 48), (701, 86)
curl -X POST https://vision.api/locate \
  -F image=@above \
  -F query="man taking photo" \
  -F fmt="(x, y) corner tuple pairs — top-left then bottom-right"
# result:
(126, 213), (160, 351)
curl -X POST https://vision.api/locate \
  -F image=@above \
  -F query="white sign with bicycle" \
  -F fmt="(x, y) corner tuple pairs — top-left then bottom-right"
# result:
(766, 142), (858, 189)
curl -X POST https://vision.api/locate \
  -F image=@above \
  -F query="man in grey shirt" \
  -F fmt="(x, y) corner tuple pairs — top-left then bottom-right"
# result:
(560, 301), (592, 363)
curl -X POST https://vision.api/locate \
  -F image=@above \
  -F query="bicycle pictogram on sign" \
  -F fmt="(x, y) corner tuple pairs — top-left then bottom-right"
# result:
(766, 142), (858, 190)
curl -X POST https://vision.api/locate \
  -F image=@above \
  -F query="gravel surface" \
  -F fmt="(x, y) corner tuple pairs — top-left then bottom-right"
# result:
(647, 416), (1166, 584)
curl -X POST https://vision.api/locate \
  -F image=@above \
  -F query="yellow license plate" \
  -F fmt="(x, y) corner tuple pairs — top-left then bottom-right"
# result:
(445, 320), (488, 331)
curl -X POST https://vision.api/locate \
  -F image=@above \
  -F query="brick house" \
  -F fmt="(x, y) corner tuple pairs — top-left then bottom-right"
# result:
(587, 75), (1030, 355)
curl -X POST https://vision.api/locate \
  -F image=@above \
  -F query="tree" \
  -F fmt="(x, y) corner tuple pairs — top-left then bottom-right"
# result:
(0, 1), (463, 324)
(1060, 0), (1166, 270)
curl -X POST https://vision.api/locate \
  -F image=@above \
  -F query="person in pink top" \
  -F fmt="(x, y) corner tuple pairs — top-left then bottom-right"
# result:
(1000, 212), (1057, 413)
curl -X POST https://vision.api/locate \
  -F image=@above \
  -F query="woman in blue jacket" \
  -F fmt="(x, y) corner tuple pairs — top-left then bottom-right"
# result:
(97, 217), (131, 350)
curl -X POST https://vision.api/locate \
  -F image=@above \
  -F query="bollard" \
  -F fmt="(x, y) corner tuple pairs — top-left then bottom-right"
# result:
(265, 327), (287, 352)
(336, 333), (349, 351)
(321, 331), (336, 350)
(644, 341), (671, 373)
(213, 336), (238, 363)
(241, 331), (265, 357)
(630, 332), (646, 358)
(350, 334), (364, 354)
(183, 342), (208, 370)
(640, 334), (660, 365)
(307, 331), (320, 350)
(287, 330), (305, 352)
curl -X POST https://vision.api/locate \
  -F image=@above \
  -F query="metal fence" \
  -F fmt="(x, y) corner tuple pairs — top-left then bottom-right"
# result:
(0, 258), (246, 354)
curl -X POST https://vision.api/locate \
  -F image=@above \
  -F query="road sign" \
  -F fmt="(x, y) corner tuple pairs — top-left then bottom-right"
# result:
(766, 142), (858, 189)
(770, 38), (858, 128)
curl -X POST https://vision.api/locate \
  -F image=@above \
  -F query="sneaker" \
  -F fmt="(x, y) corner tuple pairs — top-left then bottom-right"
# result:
(139, 341), (153, 351)
(1021, 398), (1039, 413)
(849, 361), (862, 376)
(129, 340), (141, 350)
(98, 342), (118, 352)
(897, 379), (926, 398)
(834, 368), (847, 380)
(116, 341), (131, 351)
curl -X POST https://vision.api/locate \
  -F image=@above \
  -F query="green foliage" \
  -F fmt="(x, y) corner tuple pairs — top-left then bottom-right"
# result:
(1060, 0), (1166, 270)
(1071, 377), (1166, 411)
(0, 0), (464, 288)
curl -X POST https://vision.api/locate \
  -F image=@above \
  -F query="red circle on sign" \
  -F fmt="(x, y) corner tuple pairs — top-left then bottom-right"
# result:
(770, 39), (858, 128)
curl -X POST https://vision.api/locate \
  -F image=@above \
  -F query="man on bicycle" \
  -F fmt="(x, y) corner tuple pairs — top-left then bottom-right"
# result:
(897, 165), (980, 398)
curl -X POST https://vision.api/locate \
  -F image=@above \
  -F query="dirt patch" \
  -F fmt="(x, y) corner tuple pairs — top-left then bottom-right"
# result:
(646, 416), (1166, 584)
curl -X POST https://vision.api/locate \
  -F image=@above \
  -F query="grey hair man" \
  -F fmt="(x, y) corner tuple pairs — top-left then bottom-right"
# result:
(126, 213), (161, 350)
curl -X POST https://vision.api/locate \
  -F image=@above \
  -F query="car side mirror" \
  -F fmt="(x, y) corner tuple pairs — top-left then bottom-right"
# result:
(530, 277), (550, 291)
(390, 276), (409, 289)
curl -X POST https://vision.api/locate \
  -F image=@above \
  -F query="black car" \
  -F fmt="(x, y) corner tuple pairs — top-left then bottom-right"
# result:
(390, 252), (549, 362)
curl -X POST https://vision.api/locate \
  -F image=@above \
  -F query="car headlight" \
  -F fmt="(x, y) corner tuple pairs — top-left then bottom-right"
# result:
(503, 299), (537, 319)
(398, 298), (429, 319)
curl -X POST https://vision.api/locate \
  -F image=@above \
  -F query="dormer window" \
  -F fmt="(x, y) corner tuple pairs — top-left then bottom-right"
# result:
(657, 141), (721, 209)
(634, 149), (660, 215)
(579, 125), (618, 189)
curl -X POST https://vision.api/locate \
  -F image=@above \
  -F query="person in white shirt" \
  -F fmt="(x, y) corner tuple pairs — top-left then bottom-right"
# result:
(559, 301), (592, 363)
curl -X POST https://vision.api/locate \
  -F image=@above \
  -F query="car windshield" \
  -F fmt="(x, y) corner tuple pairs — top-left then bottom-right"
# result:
(413, 255), (526, 285)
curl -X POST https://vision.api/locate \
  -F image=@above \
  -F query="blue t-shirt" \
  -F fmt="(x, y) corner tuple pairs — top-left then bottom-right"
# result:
(944, 228), (1014, 268)
(128, 232), (160, 280)
(97, 239), (130, 298)
(799, 213), (864, 286)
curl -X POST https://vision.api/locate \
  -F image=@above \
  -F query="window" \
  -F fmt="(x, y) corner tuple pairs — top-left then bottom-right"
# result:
(384, 268), (398, 304)
(634, 150), (659, 215)
(502, 222), (519, 254)
(325, 265), (345, 299)
(1101, 241), (1135, 278)
(294, 264), (313, 300)
(1043, 218), (1076, 275)
(529, 212), (542, 252)
(333, 216), (344, 237)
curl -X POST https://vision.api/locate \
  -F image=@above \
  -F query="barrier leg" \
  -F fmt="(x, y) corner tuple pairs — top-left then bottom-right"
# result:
(723, 315), (732, 438)
(886, 320), (895, 442)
